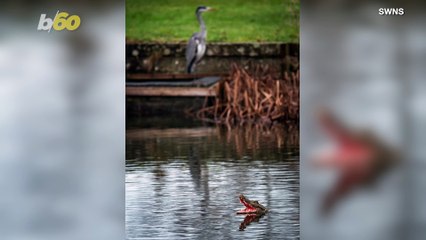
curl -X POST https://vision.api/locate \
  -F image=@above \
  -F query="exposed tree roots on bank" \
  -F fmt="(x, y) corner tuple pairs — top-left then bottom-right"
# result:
(193, 63), (299, 125)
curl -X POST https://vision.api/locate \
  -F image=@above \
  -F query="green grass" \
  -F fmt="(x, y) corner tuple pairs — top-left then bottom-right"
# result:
(126, 0), (299, 43)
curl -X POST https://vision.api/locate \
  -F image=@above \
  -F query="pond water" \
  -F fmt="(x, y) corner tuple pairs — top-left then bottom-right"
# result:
(126, 119), (299, 240)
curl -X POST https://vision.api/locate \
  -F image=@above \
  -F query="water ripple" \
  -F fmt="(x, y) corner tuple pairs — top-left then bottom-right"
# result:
(126, 126), (299, 240)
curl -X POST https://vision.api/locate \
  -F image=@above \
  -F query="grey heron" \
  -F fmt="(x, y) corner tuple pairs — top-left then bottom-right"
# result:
(186, 6), (214, 74)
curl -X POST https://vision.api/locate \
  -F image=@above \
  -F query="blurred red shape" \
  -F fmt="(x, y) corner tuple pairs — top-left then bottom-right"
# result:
(314, 109), (399, 215)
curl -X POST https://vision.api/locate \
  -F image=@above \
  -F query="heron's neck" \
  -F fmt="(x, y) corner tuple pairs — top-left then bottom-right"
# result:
(197, 13), (207, 36)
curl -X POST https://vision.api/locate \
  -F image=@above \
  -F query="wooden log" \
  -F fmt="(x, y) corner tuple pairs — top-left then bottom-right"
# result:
(126, 86), (217, 97)
(127, 73), (228, 81)
(126, 127), (217, 139)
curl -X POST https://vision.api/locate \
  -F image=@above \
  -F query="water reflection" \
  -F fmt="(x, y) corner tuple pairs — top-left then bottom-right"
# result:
(239, 214), (266, 231)
(126, 122), (299, 239)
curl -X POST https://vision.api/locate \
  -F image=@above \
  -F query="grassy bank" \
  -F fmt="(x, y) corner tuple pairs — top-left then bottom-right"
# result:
(126, 0), (299, 43)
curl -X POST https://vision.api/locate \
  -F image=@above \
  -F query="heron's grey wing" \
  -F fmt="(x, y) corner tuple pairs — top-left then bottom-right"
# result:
(186, 34), (199, 63)
(186, 34), (200, 73)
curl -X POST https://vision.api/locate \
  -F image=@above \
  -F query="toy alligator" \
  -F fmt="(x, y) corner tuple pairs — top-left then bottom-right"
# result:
(237, 194), (268, 215)
(236, 194), (268, 230)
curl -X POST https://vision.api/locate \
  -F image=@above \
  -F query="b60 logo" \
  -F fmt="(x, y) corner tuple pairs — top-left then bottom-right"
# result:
(38, 11), (81, 32)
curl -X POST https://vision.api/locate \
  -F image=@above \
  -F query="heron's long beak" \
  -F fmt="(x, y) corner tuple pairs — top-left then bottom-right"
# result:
(207, 7), (216, 12)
